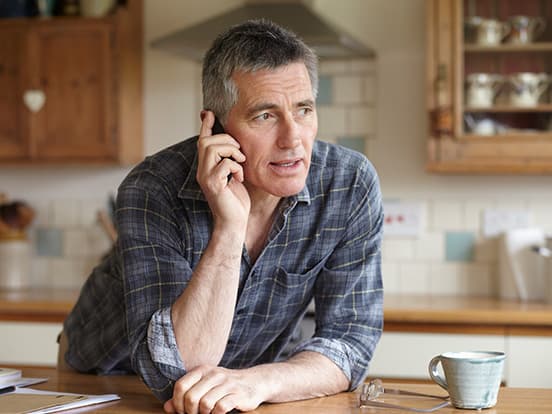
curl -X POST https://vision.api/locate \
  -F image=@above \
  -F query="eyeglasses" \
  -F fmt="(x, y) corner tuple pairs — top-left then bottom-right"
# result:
(359, 379), (450, 413)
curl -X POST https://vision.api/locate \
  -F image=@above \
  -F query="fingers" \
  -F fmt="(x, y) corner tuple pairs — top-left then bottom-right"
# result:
(170, 367), (237, 414)
(199, 110), (217, 139)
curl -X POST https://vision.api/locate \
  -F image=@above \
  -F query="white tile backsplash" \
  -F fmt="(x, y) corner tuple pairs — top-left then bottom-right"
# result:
(430, 201), (464, 231)
(333, 75), (364, 104)
(348, 105), (376, 135)
(317, 105), (347, 136)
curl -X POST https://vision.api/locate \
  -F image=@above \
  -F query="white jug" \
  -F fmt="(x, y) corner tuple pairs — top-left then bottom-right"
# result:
(508, 72), (550, 107)
(465, 73), (503, 108)
(466, 17), (511, 46)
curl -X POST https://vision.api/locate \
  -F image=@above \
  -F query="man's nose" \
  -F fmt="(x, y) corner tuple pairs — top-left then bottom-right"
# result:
(276, 118), (301, 149)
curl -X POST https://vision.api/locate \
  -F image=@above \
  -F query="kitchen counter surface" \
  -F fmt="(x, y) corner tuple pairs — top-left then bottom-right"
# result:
(1, 289), (552, 334)
(383, 295), (552, 335)
(0, 288), (79, 322)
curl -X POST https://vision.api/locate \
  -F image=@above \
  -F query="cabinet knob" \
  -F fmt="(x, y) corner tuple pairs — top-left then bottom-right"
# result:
(23, 90), (46, 113)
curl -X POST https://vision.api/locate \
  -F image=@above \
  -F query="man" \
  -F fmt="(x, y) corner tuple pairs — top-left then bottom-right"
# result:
(62, 19), (383, 414)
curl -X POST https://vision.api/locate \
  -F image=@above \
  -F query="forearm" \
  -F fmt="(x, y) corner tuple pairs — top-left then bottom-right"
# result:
(251, 351), (349, 403)
(171, 226), (244, 369)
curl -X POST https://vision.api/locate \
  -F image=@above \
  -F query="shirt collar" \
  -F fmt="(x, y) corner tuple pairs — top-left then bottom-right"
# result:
(177, 149), (312, 206)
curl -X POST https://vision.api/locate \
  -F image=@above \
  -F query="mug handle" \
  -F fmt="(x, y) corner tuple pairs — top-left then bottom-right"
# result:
(428, 356), (448, 391)
(501, 22), (512, 40)
(536, 75), (550, 98)
(534, 17), (546, 39)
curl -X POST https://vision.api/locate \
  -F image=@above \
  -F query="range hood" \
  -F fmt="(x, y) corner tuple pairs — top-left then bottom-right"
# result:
(150, 0), (375, 61)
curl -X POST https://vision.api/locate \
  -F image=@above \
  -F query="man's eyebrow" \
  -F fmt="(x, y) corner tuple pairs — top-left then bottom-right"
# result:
(246, 102), (278, 117)
(297, 99), (315, 108)
(246, 99), (315, 117)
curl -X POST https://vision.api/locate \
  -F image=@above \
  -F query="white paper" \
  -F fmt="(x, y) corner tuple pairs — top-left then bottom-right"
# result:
(10, 387), (120, 413)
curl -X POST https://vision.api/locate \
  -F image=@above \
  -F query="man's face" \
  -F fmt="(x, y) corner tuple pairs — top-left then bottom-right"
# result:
(224, 62), (318, 200)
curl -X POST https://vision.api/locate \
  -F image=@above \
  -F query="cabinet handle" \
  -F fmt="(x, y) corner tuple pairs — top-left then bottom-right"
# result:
(23, 89), (46, 113)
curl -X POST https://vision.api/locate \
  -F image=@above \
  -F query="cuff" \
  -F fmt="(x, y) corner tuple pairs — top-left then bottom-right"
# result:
(147, 306), (187, 380)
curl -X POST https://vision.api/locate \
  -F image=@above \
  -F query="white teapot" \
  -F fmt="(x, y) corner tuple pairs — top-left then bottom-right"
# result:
(508, 72), (550, 107)
(465, 73), (504, 108)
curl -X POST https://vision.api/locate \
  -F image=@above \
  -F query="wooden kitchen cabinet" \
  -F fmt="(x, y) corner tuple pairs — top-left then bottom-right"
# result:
(427, 0), (552, 173)
(0, 1), (142, 164)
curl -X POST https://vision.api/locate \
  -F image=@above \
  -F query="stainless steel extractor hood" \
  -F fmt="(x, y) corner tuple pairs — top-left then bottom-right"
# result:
(150, 0), (375, 61)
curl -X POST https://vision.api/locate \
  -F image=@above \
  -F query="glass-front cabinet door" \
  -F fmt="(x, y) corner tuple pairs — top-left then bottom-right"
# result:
(427, 0), (552, 173)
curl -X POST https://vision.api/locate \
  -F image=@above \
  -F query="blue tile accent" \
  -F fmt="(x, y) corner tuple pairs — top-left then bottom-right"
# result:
(337, 136), (365, 154)
(317, 75), (333, 105)
(445, 231), (475, 262)
(36, 228), (63, 257)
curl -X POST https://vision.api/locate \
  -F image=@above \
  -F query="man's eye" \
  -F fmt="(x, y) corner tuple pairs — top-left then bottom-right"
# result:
(255, 113), (270, 121)
(298, 107), (313, 116)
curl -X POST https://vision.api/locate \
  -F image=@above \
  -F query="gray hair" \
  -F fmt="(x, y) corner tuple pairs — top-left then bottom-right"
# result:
(202, 19), (319, 124)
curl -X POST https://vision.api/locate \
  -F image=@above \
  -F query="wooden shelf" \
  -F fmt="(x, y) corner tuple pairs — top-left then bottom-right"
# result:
(427, 159), (552, 174)
(461, 132), (551, 140)
(464, 42), (552, 52)
(465, 105), (552, 113)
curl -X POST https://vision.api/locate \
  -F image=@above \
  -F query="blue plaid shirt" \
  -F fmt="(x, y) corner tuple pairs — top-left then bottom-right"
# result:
(64, 137), (383, 402)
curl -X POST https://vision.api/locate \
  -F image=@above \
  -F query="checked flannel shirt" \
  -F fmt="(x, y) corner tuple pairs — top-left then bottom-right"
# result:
(63, 136), (384, 402)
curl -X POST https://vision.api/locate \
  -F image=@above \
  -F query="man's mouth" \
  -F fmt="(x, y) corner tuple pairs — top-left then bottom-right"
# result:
(272, 160), (300, 167)
(271, 156), (303, 166)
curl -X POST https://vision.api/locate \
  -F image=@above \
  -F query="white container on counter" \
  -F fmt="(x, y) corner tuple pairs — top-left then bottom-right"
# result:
(0, 237), (31, 289)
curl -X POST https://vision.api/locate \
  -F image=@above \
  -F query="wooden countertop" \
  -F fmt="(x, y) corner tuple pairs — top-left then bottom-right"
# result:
(383, 295), (552, 336)
(1, 289), (552, 335)
(0, 288), (79, 322)
(14, 367), (552, 413)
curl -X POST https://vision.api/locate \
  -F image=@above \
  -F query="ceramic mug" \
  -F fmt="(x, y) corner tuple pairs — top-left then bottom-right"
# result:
(508, 72), (550, 107)
(429, 351), (505, 410)
(465, 17), (511, 45)
(507, 16), (546, 44)
(465, 73), (503, 107)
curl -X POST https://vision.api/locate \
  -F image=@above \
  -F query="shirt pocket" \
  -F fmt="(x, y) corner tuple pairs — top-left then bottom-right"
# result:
(255, 265), (320, 323)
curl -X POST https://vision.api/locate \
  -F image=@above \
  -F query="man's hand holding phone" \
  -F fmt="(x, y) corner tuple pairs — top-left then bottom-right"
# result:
(196, 111), (250, 231)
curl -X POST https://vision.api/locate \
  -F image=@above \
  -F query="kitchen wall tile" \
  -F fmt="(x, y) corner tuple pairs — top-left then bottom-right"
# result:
(51, 199), (80, 228)
(35, 228), (63, 257)
(364, 75), (376, 104)
(29, 257), (51, 287)
(336, 135), (365, 154)
(382, 238), (415, 261)
(29, 199), (53, 228)
(319, 59), (350, 75)
(465, 200), (494, 232)
(79, 198), (108, 227)
(64, 229), (91, 258)
(317, 75), (333, 105)
(430, 201), (464, 231)
(429, 263), (463, 295)
(382, 262), (400, 293)
(333, 75), (364, 104)
(445, 231), (475, 262)
(317, 105), (347, 136)
(398, 262), (430, 294)
(529, 200), (552, 231)
(348, 105), (375, 135)
(413, 233), (444, 261)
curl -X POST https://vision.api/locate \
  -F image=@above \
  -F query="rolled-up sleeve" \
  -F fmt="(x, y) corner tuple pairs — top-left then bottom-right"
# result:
(291, 164), (384, 390)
